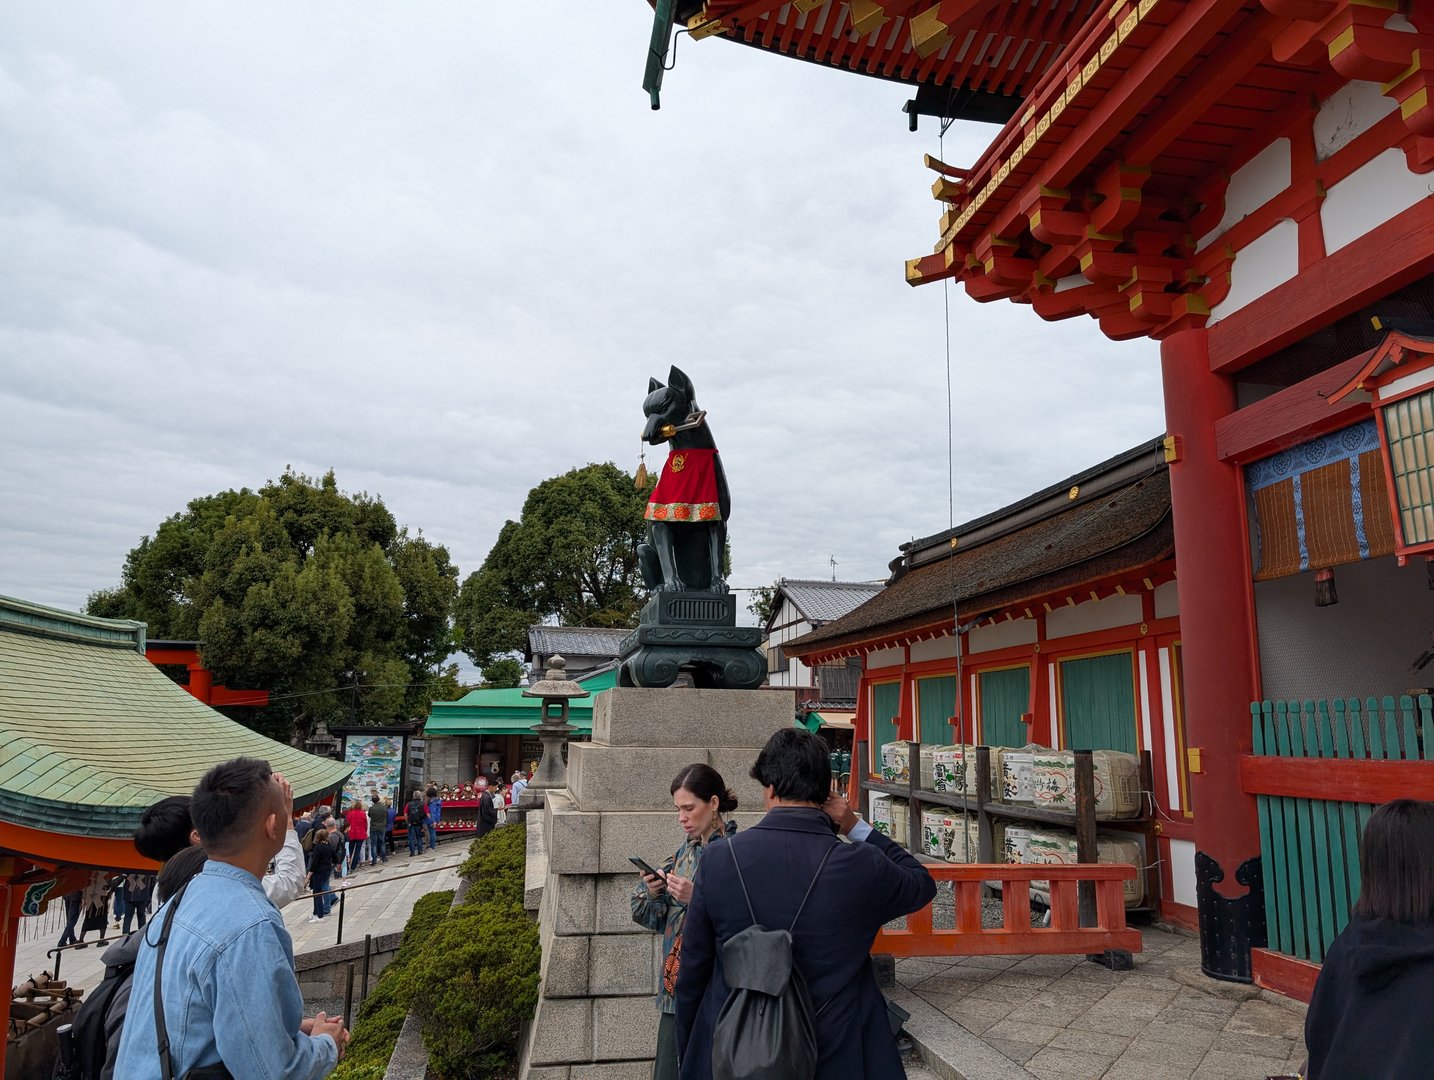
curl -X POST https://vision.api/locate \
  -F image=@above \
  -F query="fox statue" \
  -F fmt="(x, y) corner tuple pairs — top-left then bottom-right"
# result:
(638, 366), (729, 594)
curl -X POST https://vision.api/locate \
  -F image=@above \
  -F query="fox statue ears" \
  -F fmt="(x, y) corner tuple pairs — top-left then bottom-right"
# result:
(667, 366), (695, 403)
(647, 367), (696, 403)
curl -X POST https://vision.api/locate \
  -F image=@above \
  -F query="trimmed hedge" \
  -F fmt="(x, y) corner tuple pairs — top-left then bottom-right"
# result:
(411, 825), (540, 1079)
(330, 889), (454, 1080)
(326, 825), (539, 1080)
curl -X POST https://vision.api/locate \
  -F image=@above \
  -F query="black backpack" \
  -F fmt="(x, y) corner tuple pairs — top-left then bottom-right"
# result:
(63, 954), (134, 1079)
(709, 840), (837, 1080)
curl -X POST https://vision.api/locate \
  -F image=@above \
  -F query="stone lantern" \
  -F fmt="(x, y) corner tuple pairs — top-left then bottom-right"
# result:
(304, 721), (341, 760)
(518, 655), (589, 810)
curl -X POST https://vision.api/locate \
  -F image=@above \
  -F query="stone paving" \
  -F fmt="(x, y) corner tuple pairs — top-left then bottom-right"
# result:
(11, 841), (467, 997)
(893, 928), (1308, 1080)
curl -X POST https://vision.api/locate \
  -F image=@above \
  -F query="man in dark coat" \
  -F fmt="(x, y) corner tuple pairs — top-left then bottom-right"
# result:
(674, 728), (935, 1080)
(475, 779), (499, 839)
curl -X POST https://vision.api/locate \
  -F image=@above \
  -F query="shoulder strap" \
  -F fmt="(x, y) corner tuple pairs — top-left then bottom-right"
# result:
(727, 837), (839, 932)
(151, 880), (193, 1080)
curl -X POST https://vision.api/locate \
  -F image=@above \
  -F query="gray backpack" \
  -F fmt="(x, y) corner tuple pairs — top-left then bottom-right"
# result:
(710, 839), (838, 1080)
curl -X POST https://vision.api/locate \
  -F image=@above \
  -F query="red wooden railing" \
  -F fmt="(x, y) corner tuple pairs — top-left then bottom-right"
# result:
(873, 862), (1142, 957)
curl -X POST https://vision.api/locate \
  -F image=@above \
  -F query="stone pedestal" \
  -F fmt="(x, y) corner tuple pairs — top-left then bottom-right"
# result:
(618, 593), (765, 690)
(517, 688), (791, 1080)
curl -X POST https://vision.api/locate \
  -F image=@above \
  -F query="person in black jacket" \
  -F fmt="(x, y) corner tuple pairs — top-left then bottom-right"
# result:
(475, 778), (499, 839)
(306, 827), (338, 921)
(674, 728), (936, 1080)
(1305, 799), (1434, 1079)
(406, 791), (428, 855)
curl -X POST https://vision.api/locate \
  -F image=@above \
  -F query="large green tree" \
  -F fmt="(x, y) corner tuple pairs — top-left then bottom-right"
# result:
(455, 463), (648, 668)
(88, 469), (461, 740)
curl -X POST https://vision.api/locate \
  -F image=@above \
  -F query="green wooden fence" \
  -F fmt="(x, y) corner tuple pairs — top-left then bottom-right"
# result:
(1251, 694), (1434, 963)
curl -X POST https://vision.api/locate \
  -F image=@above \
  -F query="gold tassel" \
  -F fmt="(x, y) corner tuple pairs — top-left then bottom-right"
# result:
(635, 441), (649, 489)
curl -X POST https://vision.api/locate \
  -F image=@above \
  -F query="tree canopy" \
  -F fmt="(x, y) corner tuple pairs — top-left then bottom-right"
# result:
(747, 580), (780, 627)
(480, 658), (524, 689)
(88, 469), (461, 740)
(455, 463), (648, 668)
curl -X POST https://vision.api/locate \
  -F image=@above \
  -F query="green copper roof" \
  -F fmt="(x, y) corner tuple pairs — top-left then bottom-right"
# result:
(0, 595), (352, 840)
(424, 667), (618, 736)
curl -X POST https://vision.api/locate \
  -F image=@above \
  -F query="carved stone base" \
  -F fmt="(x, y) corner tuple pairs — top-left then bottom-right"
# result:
(618, 593), (765, 690)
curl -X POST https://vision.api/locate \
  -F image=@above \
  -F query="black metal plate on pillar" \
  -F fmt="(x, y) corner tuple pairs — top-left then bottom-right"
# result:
(1195, 851), (1267, 983)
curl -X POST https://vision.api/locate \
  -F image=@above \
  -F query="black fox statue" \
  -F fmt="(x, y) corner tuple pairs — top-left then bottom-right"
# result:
(638, 366), (729, 593)
(619, 366), (764, 690)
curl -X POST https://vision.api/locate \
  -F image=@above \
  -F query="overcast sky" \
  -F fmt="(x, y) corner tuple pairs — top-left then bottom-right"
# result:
(0, 2), (1163, 631)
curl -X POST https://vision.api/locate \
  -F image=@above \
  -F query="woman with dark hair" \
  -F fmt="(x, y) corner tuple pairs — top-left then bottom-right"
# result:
(1305, 799), (1434, 1078)
(305, 827), (337, 923)
(631, 763), (738, 1080)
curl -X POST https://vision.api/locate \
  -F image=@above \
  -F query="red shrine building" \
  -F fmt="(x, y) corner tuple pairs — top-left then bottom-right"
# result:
(652, 0), (1434, 991)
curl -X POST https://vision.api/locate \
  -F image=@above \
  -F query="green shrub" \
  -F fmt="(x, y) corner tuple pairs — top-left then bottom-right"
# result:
(402, 825), (540, 1079)
(456, 819), (526, 905)
(329, 889), (454, 1080)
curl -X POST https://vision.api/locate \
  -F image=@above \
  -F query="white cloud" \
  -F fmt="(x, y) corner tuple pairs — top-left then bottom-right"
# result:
(0, 2), (1162, 614)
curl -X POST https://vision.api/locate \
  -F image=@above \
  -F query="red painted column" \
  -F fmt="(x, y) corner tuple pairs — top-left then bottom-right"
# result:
(1161, 327), (1265, 982)
(0, 908), (17, 1076)
(187, 663), (213, 705)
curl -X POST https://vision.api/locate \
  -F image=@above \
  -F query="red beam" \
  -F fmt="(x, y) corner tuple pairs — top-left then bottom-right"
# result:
(0, 820), (160, 873)
(210, 686), (272, 708)
(1240, 755), (1434, 803)
(1213, 351), (1373, 463)
(145, 646), (201, 666)
(1251, 947), (1320, 1002)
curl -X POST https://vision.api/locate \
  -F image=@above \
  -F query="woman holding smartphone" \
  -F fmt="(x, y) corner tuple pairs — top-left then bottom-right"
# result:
(631, 763), (737, 1080)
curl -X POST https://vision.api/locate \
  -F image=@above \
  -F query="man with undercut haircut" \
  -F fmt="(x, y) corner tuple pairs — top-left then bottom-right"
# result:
(116, 757), (348, 1078)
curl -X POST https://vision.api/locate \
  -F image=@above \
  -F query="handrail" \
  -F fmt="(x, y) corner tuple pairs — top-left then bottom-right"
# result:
(874, 861), (1142, 959)
(301, 857), (463, 946)
(41, 860), (464, 977)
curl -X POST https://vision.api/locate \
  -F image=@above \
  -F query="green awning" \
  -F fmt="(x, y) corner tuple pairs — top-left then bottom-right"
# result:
(805, 710), (855, 731)
(0, 596), (353, 840)
(424, 667), (618, 736)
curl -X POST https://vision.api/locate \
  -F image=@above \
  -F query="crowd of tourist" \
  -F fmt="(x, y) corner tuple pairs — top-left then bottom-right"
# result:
(43, 727), (1434, 1080)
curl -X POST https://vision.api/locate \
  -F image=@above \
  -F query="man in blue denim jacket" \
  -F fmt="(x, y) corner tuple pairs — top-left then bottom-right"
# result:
(116, 757), (348, 1078)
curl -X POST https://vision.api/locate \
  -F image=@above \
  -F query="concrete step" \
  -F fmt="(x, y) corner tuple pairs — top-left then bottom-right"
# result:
(905, 1065), (944, 1080)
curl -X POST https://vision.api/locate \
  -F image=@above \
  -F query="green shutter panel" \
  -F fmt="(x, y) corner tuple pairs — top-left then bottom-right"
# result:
(917, 676), (956, 746)
(871, 682), (901, 755)
(1060, 652), (1137, 754)
(979, 666), (1030, 748)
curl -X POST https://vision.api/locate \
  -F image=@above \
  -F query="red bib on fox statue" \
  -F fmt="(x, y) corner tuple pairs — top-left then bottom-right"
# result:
(645, 448), (722, 523)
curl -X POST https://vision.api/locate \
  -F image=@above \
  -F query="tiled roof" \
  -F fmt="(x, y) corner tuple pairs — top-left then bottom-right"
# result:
(785, 465), (1172, 658)
(526, 625), (629, 660)
(0, 596), (352, 839)
(777, 581), (885, 627)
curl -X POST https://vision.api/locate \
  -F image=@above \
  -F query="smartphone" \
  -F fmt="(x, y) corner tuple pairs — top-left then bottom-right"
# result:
(629, 856), (664, 878)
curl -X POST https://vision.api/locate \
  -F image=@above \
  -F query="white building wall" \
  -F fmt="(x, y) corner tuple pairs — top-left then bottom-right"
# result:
(1322, 148), (1434, 253)
(1045, 593), (1145, 638)
(766, 597), (814, 688)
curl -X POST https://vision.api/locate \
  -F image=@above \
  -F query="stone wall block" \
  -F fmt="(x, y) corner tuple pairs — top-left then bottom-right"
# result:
(597, 812), (685, 875)
(547, 798), (602, 875)
(568, 744), (704, 812)
(570, 1063), (652, 1080)
(591, 687), (793, 748)
(705, 748), (769, 810)
(589, 933), (659, 997)
(597, 872), (659, 935)
(528, 998), (593, 1065)
(592, 995), (663, 1061)
(541, 934), (590, 998)
(553, 872), (596, 936)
